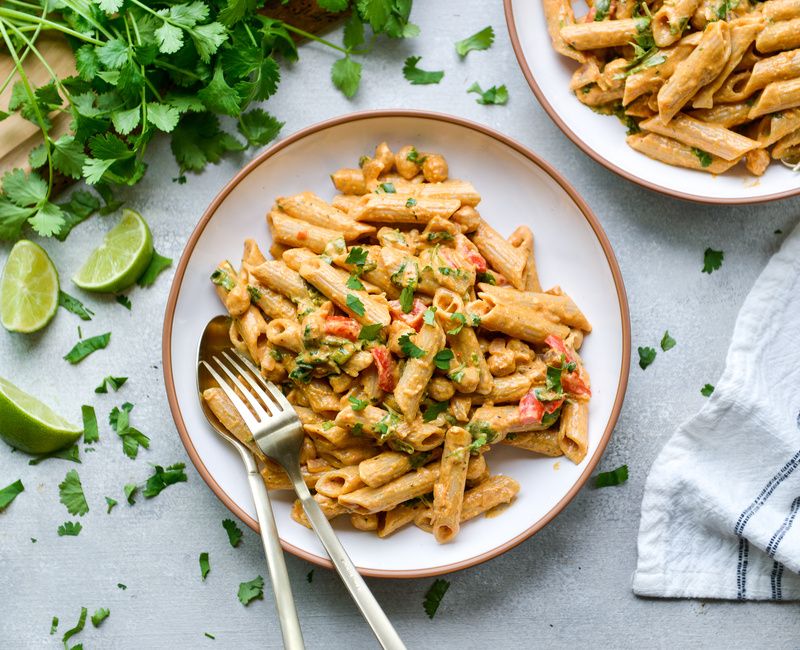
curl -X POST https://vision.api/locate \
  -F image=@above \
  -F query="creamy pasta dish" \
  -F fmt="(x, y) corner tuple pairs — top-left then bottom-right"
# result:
(203, 143), (592, 543)
(544, 0), (800, 174)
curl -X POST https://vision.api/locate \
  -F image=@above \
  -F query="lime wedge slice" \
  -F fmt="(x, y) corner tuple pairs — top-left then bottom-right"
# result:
(72, 208), (153, 293)
(0, 240), (59, 333)
(0, 377), (81, 454)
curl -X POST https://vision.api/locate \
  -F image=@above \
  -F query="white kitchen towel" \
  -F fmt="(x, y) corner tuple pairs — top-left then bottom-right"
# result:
(633, 221), (800, 600)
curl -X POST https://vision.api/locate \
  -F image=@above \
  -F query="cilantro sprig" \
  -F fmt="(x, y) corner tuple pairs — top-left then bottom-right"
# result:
(455, 26), (494, 57)
(423, 578), (450, 619)
(403, 56), (444, 85)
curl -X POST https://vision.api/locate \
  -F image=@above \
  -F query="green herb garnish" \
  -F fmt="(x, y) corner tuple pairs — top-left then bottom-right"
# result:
(423, 401), (449, 422)
(238, 576), (265, 605)
(455, 26), (495, 57)
(0, 479), (24, 511)
(702, 248), (724, 274)
(109, 402), (150, 460)
(423, 306), (437, 325)
(433, 348), (454, 370)
(467, 82), (509, 105)
(200, 552), (211, 580)
(346, 294), (366, 317)
(91, 608), (110, 628)
(358, 323), (383, 341)
(142, 463), (187, 498)
(95, 376), (128, 394)
(63, 332), (111, 364)
(406, 197), (417, 208)
(57, 521), (82, 537)
(82, 405), (99, 444)
(638, 346), (656, 370)
(349, 396), (369, 411)
(398, 333), (425, 358)
(594, 465), (629, 488)
(115, 294), (131, 310)
(223, 518), (243, 547)
(105, 497), (118, 514)
(58, 291), (94, 320)
(660, 331), (676, 352)
(423, 578), (450, 619)
(138, 251), (173, 287)
(403, 56), (444, 85)
(62, 607), (87, 649)
(691, 148), (713, 168)
(701, 384), (715, 397)
(59, 469), (89, 516)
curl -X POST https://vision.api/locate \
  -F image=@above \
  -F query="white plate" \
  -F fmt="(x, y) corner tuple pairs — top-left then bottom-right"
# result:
(504, 0), (800, 204)
(163, 111), (630, 577)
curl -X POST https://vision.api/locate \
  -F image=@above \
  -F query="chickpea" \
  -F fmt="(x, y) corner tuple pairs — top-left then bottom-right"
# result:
(422, 153), (448, 183)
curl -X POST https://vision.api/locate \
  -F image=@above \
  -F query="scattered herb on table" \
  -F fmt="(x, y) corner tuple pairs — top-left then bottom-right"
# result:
(142, 463), (188, 498)
(238, 576), (265, 605)
(95, 376), (128, 394)
(660, 330), (676, 352)
(595, 465), (629, 488)
(58, 291), (94, 321)
(205, 632), (216, 640)
(403, 56), (444, 85)
(62, 607), (87, 648)
(702, 248), (724, 274)
(115, 295), (132, 310)
(199, 552), (211, 580)
(467, 82), (508, 105)
(638, 346), (656, 370)
(28, 445), (81, 465)
(701, 383), (715, 397)
(105, 496), (118, 513)
(124, 483), (138, 505)
(57, 521), (82, 536)
(423, 578), (450, 619)
(117, 583), (127, 590)
(91, 607), (110, 627)
(223, 518), (244, 547)
(455, 26), (494, 57)
(63, 332), (111, 364)
(59, 469), (89, 516)
(110, 402), (150, 459)
(0, 479), (24, 511)
(306, 570), (314, 583)
(137, 251), (173, 287)
(82, 404), (99, 444)
(50, 616), (58, 635)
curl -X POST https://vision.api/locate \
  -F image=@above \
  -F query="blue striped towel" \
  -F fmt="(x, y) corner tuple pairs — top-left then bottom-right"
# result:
(634, 221), (800, 600)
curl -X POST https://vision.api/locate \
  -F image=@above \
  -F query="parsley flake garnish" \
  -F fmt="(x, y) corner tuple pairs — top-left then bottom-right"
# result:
(238, 576), (265, 605)
(403, 56), (444, 85)
(691, 147), (713, 168)
(638, 346), (656, 370)
(349, 396), (369, 411)
(398, 333), (425, 358)
(0, 479), (24, 511)
(346, 293), (365, 317)
(476, 271), (496, 285)
(467, 82), (509, 105)
(406, 197), (417, 208)
(379, 182), (396, 193)
(406, 148), (427, 164)
(701, 384), (715, 397)
(124, 483), (138, 505)
(109, 402), (150, 459)
(200, 552), (211, 580)
(223, 518), (243, 547)
(423, 306), (437, 325)
(423, 578), (450, 619)
(50, 616), (58, 635)
(446, 313), (468, 335)
(63, 332), (111, 364)
(59, 469), (89, 516)
(660, 330), (676, 352)
(455, 26), (495, 57)
(345, 247), (368, 266)
(346, 274), (365, 290)
(247, 285), (263, 301)
(210, 269), (235, 291)
(594, 465), (629, 488)
(95, 375), (128, 394)
(205, 632), (216, 640)
(58, 291), (94, 320)
(702, 248), (724, 274)
(399, 284), (415, 313)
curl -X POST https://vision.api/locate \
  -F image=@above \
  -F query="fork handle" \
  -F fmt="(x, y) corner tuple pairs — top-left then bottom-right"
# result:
(244, 455), (305, 650)
(287, 467), (405, 650)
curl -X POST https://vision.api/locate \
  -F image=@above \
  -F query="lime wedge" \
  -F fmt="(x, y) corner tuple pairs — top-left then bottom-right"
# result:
(0, 240), (59, 333)
(0, 377), (81, 453)
(72, 208), (153, 292)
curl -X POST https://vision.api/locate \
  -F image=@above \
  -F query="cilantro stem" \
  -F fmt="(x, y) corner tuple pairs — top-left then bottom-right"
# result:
(60, 0), (116, 40)
(279, 22), (351, 55)
(3, 0), (43, 10)
(0, 0), (45, 97)
(153, 59), (202, 81)
(0, 8), (103, 45)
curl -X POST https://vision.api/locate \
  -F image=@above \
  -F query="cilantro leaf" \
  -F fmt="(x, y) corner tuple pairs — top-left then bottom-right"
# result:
(660, 330), (676, 352)
(91, 608), (110, 627)
(124, 483), (138, 505)
(96, 376), (128, 394)
(318, 0), (349, 10)
(110, 403), (150, 459)
(423, 578), (450, 619)
(223, 518), (243, 547)
(142, 463), (188, 497)
(455, 26), (495, 57)
(28, 444), (81, 466)
(332, 56), (362, 98)
(406, 197), (417, 208)
(50, 616), (58, 635)
(0, 479), (24, 511)
(115, 294), (132, 310)
(238, 576), (265, 605)
(29, 202), (66, 237)
(446, 313), (467, 335)
(638, 346), (656, 370)
(346, 294), (366, 317)
(200, 552), (211, 580)
(423, 401), (449, 422)
(198, 66), (241, 117)
(691, 147), (713, 168)
(433, 348), (454, 370)
(138, 250), (173, 286)
(346, 274), (365, 290)
(701, 383), (715, 397)
(59, 470), (89, 516)
(62, 607), (87, 648)
(148, 102), (181, 133)
(346, 247), (368, 266)
(594, 465), (629, 488)
(306, 570), (314, 583)
(82, 405), (99, 444)
(64, 332), (111, 364)
(403, 56), (444, 85)
(59, 291), (94, 320)
(105, 496), (118, 513)
(358, 323), (383, 340)
(467, 82), (509, 105)
(57, 521), (82, 536)
(349, 396), (369, 411)
(702, 248), (724, 274)
(237, 108), (283, 147)
(399, 285), (415, 313)
(398, 333), (425, 358)
(52, 135), (87, 179)
(423, 307), (437, 325)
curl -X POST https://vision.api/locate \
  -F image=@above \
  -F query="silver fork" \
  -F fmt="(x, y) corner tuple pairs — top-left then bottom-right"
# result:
(201, 349), (406, 650)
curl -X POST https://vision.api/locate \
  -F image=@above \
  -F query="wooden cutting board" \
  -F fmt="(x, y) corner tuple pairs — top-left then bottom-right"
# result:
(0, 1), (341, 180)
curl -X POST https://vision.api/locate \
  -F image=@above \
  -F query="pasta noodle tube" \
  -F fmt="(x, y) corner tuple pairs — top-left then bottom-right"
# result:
(268, 210), (342, 254)
(467, 372), (533, 405)
(299, 258), (390, 326)
(543, 0), (586, 62)
(350, 513), (379, 532)
(756, 19), (800, 55)
(652, 0), (701, 47)
(247, 259), (308, 303)
(203, 387), (267, 463)
(331, 168), (367, 195)
(432, 426), (471, 543)
(350, 194), (460, 224)
(749, 109), (800, 147)
(745, 49), (800, 95)
(639, 114), (760, 161)
(626, 132), (741, 173)
(265, 318), (304, 353)
(396, 419), (446, 451)
(559, 400), (589, 464)
(689, 102), (752, 128)
(471, 220), (527, 290)
(469, 405), (552, 443)
(501, 429), (563, 456)
(466, 454), (488, 484)
(315, 466), (365, 498)
(237, 306), (270, 365)
(212, 261), (249, 317)
(622, 34), (701, 106)
(467, 298), (570, 346)
(415, 180), (482, 207)
(763, 0), (800, 21)
(657, 20), (731, 123)
(748, 77), (800, 120)
(378, 502), (426, 537)
(772, 129), (800, 160)
(745, 148), (771, 176)
(560, 18), (641, 50)
(691, 22), (762, 109)
(292, 494), (348, 528)
(508, 226), (542, 293)
(394, 322), (446, 420)
(276, 192), (375, 241)
(337, 465), (440, 514)
(360, 451), (418, 487)
(246, 281), (296, 320)
(477, 284), (592, 332)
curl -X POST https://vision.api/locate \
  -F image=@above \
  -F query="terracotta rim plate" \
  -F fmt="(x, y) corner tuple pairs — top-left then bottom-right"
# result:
(162, 110), (631, 578)
(504, 0), (800, 205)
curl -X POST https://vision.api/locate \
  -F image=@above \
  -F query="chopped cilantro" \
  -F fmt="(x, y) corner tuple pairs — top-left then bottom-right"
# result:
(346, 274), (365, 290)
(142, 463), (187, 498)
(398, 333), (425, 358)
(349, 396), (369, 411)
(423, 401), (449, 422)
(594, 465), (629, 488)
(446, 313), (467, 335)
(701, 384), (715, 397)
(50, 616), (58, 635)
(346, 294), (365, 317)
(455, 26), (495, 57)
(58, 291), (94, 320)
(124, 483), (138, 505)
(399, 284), (415, 313)
(476, 271), (496, 285)
(702, 248), (724, 274)
(82, 404), (99, 444)
(403, 56), (444, 85)
(306, 570), (314, 583)
(426, 231), (453, 242)
(406, 197), (417, 208)
(352, 422), (364, 436)
(345, 247), (368, 266)
(63, 332), (111, 364)
(594, 0), (611, 19)
(247, 285), (263, 301)
(200, 552), (211, 580)
(0, 480), (24, 511)
(91, 608), (110, 627)
(406, 147), (426, 164)
(423, 578), (450, 619)
(210, 268), (235, 291)
(691, 147), (713, 168)
(423, 306), (437, 325)
(358, 323), (383, 341)
(238, 576), (265, 605)
(95, 375), (128, 394)
(115, 294), (131, 310)
(117, 584), (127, 590)
(205, 632), (216, 639)
(109, 402), (150, 460)
(138, 251), (172, 287)
(379, 182), (396, 193)
(62, 607), (87, 648)
(660, 331), (676, 352)
(59, 469), (89, 516)
(433, 348), (454, 370)
(448, 364), (466, 383)
(409, 451), (432, 468)
(58, 521), (82, 536)
(223, 518), (243, 547)
(638, 346), (656, 370)
(105, 496), (118, 513)
(467, 82), (509, 105)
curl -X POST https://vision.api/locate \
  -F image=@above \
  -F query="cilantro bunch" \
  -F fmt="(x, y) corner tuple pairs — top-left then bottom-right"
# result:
(0, 0), (416, 241)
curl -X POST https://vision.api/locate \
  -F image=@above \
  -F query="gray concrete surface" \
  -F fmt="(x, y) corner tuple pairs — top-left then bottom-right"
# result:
(2, 1), (800, 648)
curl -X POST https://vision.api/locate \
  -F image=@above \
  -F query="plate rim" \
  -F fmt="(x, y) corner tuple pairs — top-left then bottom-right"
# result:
(502, 0), (800, 206)
(161, 108), (632, 578)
